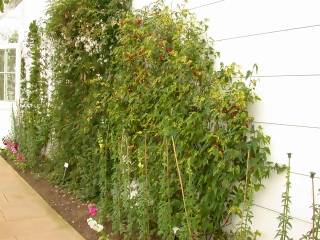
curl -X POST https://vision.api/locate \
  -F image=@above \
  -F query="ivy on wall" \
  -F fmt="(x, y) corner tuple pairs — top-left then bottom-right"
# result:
(13, 1), (278, 239)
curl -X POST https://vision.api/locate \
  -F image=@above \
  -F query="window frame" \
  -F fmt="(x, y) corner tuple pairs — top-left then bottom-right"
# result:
(0, 43), (20, 103)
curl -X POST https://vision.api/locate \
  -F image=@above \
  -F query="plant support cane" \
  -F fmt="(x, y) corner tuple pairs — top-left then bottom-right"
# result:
(242, 145), (251, 236)
(172, 137), (192, 239)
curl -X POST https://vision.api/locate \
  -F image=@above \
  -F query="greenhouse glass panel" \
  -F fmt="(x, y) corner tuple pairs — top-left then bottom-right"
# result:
(0, 73), (4, 100)
(0, 48), (17, 101)
(0, 50), (4, 72)
(7, 49), (16, 72)
(7, 73), (15, 100)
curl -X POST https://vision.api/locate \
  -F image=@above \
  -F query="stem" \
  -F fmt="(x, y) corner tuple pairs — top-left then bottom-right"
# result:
(63, 167), (67, 180)
(144, 134), (150, 239)
(315, 205), (320, 239)
(171, 136), (192, 238)
(311, 172), (316, 240)
(165, 139), (170, 200)
(105, 125), (110, 198)
(283, 153), (292, 240)
(144, 135), (148, 188)
(242, 148), (251, 236)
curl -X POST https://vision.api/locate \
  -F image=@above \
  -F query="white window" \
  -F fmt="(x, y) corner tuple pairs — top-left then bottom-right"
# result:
(0, 48), (16, 101)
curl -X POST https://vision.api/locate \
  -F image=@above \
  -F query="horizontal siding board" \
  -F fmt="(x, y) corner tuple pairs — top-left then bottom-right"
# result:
(255, 123), (320, 173)
(214, 29), (320, 76)
(254, 173), (320, 222)
(190, 0), (320, 40)
(251, 204), (312, 239)
(249, 77), (320, 127)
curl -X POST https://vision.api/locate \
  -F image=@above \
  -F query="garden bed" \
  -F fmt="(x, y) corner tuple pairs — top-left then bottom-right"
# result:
(1, 155), (104, 240)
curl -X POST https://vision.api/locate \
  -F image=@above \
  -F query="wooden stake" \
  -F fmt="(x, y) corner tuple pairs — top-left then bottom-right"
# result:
(171, 136), (192, 238)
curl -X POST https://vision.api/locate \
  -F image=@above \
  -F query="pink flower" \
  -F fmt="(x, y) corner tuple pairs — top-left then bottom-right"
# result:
(11, 145), (18, 154)
(88, 203), (98, 217)
(2, 137), (20, 155)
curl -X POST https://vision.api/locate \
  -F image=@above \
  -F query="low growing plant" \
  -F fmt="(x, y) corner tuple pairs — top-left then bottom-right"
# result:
(1, 136), (27, 170)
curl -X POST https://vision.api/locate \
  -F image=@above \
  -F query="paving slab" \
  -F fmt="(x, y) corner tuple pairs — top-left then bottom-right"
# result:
(0, 156), (85, 240)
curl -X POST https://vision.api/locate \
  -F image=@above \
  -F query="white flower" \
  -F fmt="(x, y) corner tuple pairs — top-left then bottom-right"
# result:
(173, 226), (180, 235)
(87, 218), (104, 233)
(87, 217), (95, 227)
(93, 223), (104, 233)
(129, 189), (138, 199)
(130, 180), (138, 190)
(128, 180), (139, 200)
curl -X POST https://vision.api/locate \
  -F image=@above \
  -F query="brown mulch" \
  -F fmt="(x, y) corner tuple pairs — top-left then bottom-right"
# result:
(2, 156), (107, 240)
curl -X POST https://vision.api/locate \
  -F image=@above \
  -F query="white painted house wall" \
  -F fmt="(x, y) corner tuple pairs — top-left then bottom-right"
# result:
(133, 0), (320, 239)
(0, 0), (47, 144)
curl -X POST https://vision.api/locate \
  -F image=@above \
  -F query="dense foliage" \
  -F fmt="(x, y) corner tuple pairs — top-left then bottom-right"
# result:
(45, 0), (132, 201)
(105, 6), (274, 239)
(13, 1), (278, 239)
(14, 21), (49, 169)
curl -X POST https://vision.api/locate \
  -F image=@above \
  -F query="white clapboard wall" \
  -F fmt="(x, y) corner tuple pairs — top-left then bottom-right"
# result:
(133, 0), (320, 238)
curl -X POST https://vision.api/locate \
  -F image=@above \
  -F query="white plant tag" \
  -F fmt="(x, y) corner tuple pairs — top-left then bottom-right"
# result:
(64, 162), (69, 168)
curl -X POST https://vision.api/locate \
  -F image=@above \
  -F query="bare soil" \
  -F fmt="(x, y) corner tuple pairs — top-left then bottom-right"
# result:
(3, 156), (102, 240)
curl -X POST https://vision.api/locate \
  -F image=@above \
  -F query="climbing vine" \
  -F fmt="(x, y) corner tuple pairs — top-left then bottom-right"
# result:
(300, 172), (320, 240)
(14, 20), (49, 168)
(104, 5), (275, 238)
(276, 153), (293, 240)
(12, 0), (279, 239)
